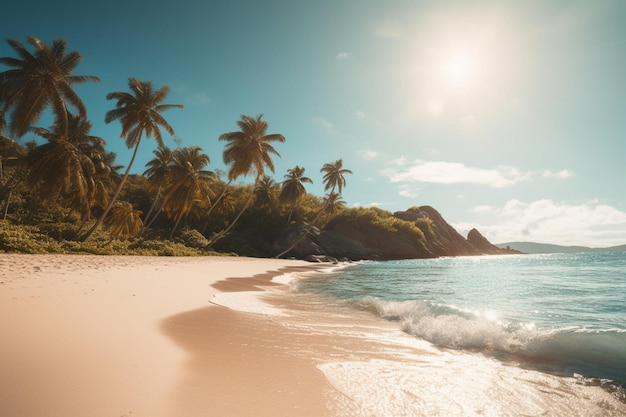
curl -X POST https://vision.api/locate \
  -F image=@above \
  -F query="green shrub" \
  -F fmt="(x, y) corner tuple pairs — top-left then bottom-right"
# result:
(175, 228), (209, 249)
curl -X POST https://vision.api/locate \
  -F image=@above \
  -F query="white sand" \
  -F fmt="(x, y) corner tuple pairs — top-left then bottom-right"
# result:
(0, 254), (327, 417)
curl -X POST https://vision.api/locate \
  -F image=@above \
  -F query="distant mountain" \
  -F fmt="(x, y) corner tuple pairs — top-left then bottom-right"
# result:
(496, 242), (626, 254)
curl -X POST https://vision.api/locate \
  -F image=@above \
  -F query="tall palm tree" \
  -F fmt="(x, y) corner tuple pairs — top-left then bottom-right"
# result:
(81, 77), (183, 240)
(161, 146), (215, 238)
(275, 159), (352, 258)
(207, 114), (284, 246)
(279, 165), (312, 223)
(321, 159), (352, 195)
(0, 36), (100, 138)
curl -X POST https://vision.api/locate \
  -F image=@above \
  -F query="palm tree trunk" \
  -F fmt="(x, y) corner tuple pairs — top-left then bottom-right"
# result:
(140, 187), (163, 234)
(205, 181), (255, 249)
(80, 139), (142, 241)
(1, 189), (12, 220)
(274, 186), (335, 259)
(201, 179), (231, 234)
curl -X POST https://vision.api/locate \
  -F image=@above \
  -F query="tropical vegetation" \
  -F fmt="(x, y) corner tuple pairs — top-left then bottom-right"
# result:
(0, 36), (435, 258)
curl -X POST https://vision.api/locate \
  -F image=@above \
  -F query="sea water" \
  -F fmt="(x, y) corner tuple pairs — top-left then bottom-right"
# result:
(293, 252), (626, 415)
(213, 252), (626, 415)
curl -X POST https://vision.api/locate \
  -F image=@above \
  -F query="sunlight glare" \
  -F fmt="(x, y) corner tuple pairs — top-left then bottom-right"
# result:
(444, 53), (477, 84)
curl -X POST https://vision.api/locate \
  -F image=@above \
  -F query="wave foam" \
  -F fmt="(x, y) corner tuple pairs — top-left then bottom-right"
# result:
(354, 297), (626, 385)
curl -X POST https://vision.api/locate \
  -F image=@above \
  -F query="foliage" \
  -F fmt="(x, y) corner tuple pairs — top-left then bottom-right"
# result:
(175, 228), (209, 249)
(414, 217), (435, 240)
(326, 207), (426, 249)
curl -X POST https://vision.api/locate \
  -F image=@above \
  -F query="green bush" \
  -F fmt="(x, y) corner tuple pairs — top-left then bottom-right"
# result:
(175, 228), (209, 249)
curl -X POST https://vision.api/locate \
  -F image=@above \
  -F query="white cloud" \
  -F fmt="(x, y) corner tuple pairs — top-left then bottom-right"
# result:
(454, 199), (626, 247)
(357, 149), (379, 160)
(313, 117), (334, 131)
(186, 92), (210, 105)
(397, 184), (419, 199)
(543, 169), (574, 179)
(355, 110), (366, 120)
(336, 52), (352, 60)
(383, 160), (532, 188)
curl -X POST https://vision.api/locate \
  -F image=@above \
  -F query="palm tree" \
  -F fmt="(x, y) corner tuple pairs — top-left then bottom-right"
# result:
(207, 114), (284, 246)
(81, 77), (183, 240)
(322, 191), (346, 214)
(141, 146), (174, 230)
(25, 115), (105, 222)
(0, 133), (26, 219)
(161, 146), (215, 238)
(0, 36), (100, 138)
(279, 165), (312, 223)
(254, 175), (278, 207)
(104, 201), (143, 240)
(321, 159), (352, 195)
(275, 159), (352, 258)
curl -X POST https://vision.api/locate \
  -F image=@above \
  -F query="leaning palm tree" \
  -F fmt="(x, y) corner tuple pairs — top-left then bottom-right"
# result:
(161, 146), (215, 238)
(279, 165), (312, 223)
(275, 159), (352, 258)
(321, 159), (352, 195)
(81, 78), (183, 240)
(0, 36), (100, 139)
(206, 114), (284, 246)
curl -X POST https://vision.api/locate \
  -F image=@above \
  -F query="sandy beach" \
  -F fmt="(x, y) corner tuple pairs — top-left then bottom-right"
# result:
(0, 254), (336, 417)
(3, 254), (625, 417)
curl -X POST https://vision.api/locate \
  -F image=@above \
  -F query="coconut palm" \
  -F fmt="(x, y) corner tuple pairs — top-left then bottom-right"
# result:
(81, 78), (183, 240)
(322, 191), (346, 214)
(0, 36), (100, 138)
(321, 159), (352, 195)
(207, 114), (284, 246)
(279, 165), (312, 223)
(254, 175), (278, 207)
(104, 201), (143, 240)
(161, 146), (215, 238)
(275, 159), (352, 258)
(23, 137), (96, 222)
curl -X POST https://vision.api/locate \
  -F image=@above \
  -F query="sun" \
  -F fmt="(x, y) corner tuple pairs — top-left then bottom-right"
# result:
(443, 53), (477, 85)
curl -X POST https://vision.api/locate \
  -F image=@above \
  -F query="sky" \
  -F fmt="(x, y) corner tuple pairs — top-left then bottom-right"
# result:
(2, 0), (626, 247)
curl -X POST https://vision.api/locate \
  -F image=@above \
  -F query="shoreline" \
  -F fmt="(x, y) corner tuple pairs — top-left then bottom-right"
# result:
(0, 254), (332, 417)
(2, 254), (625, 416)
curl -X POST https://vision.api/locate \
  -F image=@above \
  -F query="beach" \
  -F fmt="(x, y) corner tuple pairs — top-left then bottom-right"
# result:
(2, 254), (625, 417)
(0, 254), (337, 417)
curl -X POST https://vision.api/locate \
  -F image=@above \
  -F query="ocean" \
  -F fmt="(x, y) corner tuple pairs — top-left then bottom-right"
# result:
(215, 252), (626, 416)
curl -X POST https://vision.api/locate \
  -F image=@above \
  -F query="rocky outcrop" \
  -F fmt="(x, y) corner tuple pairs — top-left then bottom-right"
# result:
(467, 228), (502, 254)
(395, 206), (480, 257)
(273, 205), (522, 261)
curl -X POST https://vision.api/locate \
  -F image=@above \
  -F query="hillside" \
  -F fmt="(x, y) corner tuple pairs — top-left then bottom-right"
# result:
(496, 242), (626, 254)
(274, 206), (522, 260)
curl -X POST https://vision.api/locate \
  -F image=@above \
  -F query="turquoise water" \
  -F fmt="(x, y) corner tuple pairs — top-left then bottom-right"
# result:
(296, 252), (626, 386)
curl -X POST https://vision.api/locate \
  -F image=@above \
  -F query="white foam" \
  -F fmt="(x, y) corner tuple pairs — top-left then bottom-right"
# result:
(317, 353), (626, 417)
(210, 291), (285, 316)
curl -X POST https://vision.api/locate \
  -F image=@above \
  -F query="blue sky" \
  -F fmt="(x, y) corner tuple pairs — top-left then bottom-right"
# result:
(2, 0), (626, 247)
